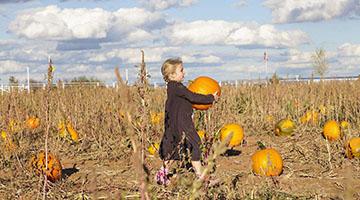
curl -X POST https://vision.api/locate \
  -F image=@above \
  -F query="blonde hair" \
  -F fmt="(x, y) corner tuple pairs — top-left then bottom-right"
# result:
(161, 58), (183, 82)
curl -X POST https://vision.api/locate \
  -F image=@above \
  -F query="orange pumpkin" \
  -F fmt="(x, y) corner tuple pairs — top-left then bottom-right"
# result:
(188, 76), (221, 110)
(58, 120), (79, 143)
(66, 122), (79, 143)
(323, 120), (341, 141)
(30, 150), (62, 182)
(252, 148), (283, 176)
(26, 116), (40, 129)
(345, 137), (360, 159)
(220, 123), (244, 148)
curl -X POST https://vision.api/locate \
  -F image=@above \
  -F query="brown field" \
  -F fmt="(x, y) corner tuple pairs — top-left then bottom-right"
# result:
(1, 78), (360, 199)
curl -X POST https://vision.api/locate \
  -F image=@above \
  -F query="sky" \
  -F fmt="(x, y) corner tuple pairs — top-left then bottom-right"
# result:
(0, 0), (360, 85)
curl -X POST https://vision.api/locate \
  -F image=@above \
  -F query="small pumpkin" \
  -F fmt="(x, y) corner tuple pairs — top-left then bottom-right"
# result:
(148, 143), (160, 156)
(251, 143), (283, 176)
(345, 137), (360, 159)
(323, 120), (341, 141)
(58, 120), (79, 143)
(29, 150), (62, 182)
(26, 116), (40, 129)
(188, 76), (221, 110)
(340, 121), (350, 129)
(1, 130), (17, 152)
(66, 122), (79, 143)
(150, 112), (163, 126)
(220, 123), (244, 147)
(197, 130), (206, 140)
(300, 110), (319, 124)
(275, 118), (295, 136)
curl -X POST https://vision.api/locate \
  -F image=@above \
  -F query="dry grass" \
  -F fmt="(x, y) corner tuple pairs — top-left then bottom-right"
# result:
(1, 79), (360, 199)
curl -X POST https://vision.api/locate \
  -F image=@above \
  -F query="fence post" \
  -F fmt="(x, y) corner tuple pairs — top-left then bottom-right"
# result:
(27, 67), (30, 94)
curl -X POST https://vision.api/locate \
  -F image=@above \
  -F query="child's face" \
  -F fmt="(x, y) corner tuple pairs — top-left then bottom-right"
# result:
(171, 64), (185, 82)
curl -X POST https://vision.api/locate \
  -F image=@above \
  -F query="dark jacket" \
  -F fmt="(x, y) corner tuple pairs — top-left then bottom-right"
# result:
(159, 81), (214, 161)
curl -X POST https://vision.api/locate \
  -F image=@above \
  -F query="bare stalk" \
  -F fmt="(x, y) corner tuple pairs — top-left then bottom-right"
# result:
(43, 57), (54, 200)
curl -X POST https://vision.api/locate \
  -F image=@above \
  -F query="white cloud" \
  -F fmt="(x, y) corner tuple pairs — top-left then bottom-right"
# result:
(235, 0), (247, 7)
(8, 6), (166, 44)
(264, 0), (360, 23)
(182, 54), (222, 64)
(64, 64), (90, 72)
(337, 43), (360, 56)
(0, 60), (27, 74)
(0, 0), (34, 3)
(137, 0), (198, 10)
(163, 20), (309, 48)
(89, 46), (179, 63)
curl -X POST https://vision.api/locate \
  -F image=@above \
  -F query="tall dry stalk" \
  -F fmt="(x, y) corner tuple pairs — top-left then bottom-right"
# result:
(43, 58), (54, 199)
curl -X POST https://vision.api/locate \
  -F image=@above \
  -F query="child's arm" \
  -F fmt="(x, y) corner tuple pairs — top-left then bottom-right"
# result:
(175, 84), (215, 104)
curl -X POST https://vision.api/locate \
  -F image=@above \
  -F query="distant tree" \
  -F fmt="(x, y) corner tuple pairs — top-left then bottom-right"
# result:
(70, 76), (102, 83)
(312, 48), (328, 79)
(9, 76), (19, 86)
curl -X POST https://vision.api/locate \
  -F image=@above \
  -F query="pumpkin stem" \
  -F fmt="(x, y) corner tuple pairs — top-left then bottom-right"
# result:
(256, 141), (266, 150)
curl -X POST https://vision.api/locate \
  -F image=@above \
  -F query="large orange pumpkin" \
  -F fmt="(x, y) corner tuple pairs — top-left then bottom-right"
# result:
(345, 137), (360, 159)
(323, 120), (341, 141)
(26, 116), (40, 129)
(220, 123), (244, 148)
(29, 151), (62, 182)
(188, 76), (221, 110)
(251, 148), (283, 176)
(274, 118), (295, 136)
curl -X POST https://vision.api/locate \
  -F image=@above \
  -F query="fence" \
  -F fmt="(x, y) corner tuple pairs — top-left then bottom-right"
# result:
(1, 75), (359, 95)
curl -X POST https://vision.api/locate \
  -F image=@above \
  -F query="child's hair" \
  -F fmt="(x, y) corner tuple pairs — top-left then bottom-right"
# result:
(161, 58), (183, 82)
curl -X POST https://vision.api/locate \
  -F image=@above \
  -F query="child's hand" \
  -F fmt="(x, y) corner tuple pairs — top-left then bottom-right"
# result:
(212, 91), (219, 102)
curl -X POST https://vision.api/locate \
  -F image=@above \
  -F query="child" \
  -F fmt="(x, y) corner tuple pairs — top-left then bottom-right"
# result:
(157, 58), (218, 185)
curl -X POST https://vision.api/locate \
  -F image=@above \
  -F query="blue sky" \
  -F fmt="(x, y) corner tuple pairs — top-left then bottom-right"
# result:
(0, 0), (360, 84)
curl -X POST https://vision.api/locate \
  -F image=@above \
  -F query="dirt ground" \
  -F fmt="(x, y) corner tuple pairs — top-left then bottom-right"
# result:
(56, 134), (360, 200)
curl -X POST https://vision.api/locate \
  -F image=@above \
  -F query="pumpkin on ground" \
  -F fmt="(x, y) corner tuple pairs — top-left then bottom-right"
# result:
(58, 120), (79, 143)
(150, 112), (163, 126)
(300, 110), (319, 124)
(345, 137), (360, 159)
(275, 118), (295, 136)
(220, 123), (244, 148)
(340, 121), (350, 129)
(188, 76), (221, 110)
(26, 116), (40, 129)
(1, 130), (17, 152)
(251, 145), (283, 176)
(323, 120), (341, 141)
(29, 150), (62, 182)
(148, 143), (160, 156)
